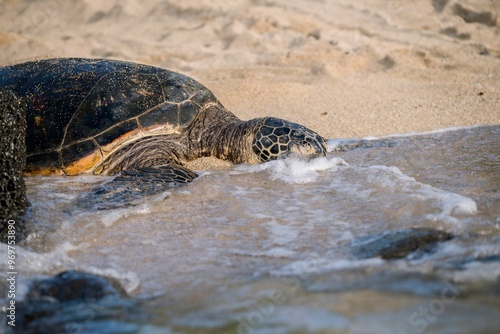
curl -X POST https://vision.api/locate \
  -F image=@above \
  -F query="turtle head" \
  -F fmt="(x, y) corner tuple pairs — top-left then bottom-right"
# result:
(251, 117), (327, 162)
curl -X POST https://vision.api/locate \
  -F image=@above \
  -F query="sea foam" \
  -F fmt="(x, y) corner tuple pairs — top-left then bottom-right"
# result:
(234, 156), (348, 183)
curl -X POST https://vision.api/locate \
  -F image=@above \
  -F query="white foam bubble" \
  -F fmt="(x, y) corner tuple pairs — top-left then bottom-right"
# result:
(427, 192), (477, 219)
(380, 124), (486, 139)
(235, 156), (348, 184)
(348, 164), (478, 225)
(326, 125), (487, 148)
(0, 241), (140, 296)
(416, 183), (477, 224)
(12, 241), (78, 273)
(0, 242), (79, 300)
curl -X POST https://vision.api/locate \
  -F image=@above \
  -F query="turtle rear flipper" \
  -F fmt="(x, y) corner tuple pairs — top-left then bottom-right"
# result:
(82, 165), (197, 210)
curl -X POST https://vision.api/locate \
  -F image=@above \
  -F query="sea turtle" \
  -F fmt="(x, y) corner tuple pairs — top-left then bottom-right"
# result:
(0, 58), (327, 202)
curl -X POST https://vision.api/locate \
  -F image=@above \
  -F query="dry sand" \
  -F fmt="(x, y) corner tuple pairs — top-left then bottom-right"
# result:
(0, 0), (499, 139)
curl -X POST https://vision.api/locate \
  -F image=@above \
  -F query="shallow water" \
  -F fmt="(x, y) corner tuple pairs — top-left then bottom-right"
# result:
(1, 125), (499, 333)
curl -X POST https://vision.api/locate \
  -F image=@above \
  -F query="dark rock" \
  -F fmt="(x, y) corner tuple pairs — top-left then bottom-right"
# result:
(26, 270), (128, 302)
(351, 227), (453, 260)
(16, 271), (132, 333)
(0, 89), (28, 243)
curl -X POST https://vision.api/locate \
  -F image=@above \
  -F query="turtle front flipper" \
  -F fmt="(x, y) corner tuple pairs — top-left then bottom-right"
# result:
(82, 165), (197, 210)
(114, 165), (197, 184)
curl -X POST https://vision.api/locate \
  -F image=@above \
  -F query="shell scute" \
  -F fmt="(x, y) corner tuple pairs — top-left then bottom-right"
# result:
(64, 72), (163, 146)
(25, 151), (61, 174)
(95, 120), (140, 152)
(158, 72), (204, 103)
(138, 102), (179, 133)
(190, 90), (218, 108)
(61, 139), (98, 166)
(179, 101), (199, 127)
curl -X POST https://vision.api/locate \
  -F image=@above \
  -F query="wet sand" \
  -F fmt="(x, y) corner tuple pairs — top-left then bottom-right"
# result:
(0, 0), (498, 139)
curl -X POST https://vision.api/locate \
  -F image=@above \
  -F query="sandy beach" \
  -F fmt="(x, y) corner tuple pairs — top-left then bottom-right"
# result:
(0, 0), (498, 139)
(2, 2), (500, 332)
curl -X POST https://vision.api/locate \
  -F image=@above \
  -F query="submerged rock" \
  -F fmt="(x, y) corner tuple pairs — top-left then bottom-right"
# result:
(0, 89), (28, 243)
(25, 270), (128, 302)
(15, 271), (132, 334)
(351, 227), (453, 260)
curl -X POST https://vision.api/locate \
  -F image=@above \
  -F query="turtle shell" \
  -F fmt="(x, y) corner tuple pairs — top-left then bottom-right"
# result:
(0, 58), (219, 175)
